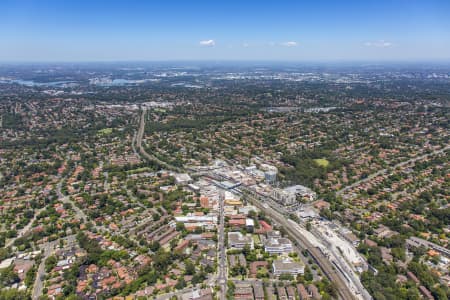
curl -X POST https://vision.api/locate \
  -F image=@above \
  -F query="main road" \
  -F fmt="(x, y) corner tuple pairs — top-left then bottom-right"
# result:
(133, 110), (227, 297)
(205, 173), (361, 300)
(31, 234), (76, 299)
(132, 108), (360, 299)
(5, 206), (46, 248)
(217, 190), (227, 300)
(135, 108), (183, 172)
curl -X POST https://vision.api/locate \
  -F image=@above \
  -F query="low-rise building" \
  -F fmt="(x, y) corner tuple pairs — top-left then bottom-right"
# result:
(308, 284), (321, 299)
(272, 185), (316, 205)
(277, 286), (287, 300)
(228, 232), (254, 250)
(234, 284), (254, 300)
(181, 288), (213, 300)
(264, 237), (293, 254)
(272, 258), (304, 276)
(253, 283), (265, 300)
(297, 283), (309, 300)
(418, 286), (434, 300)
(286, 285), (296, 300)
(174, 214), (217, 230)
(246, 218), (255, 232)
(342, 231), (360, 247)
(174, 173), (193, 185)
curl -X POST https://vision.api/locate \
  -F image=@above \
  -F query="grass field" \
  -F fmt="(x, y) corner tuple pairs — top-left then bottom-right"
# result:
(97, 128), (113, 135)
(126, 167), (151, 174)
(314, 158), (330, 167)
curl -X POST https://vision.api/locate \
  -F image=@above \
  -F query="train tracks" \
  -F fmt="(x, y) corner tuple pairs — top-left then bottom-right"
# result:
(246, 193), (358, 300)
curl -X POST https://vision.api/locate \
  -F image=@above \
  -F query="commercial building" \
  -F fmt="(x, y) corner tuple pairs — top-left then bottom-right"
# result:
(174, 173), (193, 185)
(174, 214), (218, 230)
(264, 170), (277, 183)
(264, 237), (293, 254)
(224, 199), (243, 207)
(246, 218), (255, 232)
(272, 185), (317, 205)
(181, 288), (213, 300)
(228, 232), (254, 250)
(272, 188), (296, 205)
(272, 258), (304, 276)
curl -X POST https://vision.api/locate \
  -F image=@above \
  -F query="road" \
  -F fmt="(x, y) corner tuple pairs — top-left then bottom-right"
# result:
(56, 179), (88, 222)
(6, 171), (89, 248)
(135, 108), (183, 172)
(155, 285), (209, 300)
(31, 240), (58, 300)
(217, 190), (227, 300)
(337, 145), (450, 197)
(131, 131), (139, 157)
(204, 172), (368, 299)
(244, 190), (357, 300)
(131, 109), (376, 298)
(245, 185), (368, 298)
(5, 206), (46, 248)
(31, 235), (76, 299)
(56, 176), (106, 234)
(244, 184), (369, 299)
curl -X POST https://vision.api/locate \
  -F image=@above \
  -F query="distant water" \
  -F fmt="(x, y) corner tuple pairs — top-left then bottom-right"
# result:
(93, 78), (153, 86)
(0, 79), (75, 87)
(264, 106), (338, 113)
(109, 79), (132, 85)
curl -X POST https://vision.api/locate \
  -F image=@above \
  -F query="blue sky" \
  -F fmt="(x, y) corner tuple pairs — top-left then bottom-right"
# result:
(1, 0), (449, 61)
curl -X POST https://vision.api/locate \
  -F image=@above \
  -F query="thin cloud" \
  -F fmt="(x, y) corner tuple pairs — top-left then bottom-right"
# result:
(280, 41), (298, 47)
(199, 39), (215, 47)
(364, 40), (393, 48)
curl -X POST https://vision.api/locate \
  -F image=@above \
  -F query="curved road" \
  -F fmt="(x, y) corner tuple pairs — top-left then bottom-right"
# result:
(135, 108), (183, 172)
(5, 207), (46, 248)
(131, 108), (378, 299)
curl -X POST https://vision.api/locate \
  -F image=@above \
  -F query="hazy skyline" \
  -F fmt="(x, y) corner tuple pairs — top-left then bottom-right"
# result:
(1, 0), (450, 62)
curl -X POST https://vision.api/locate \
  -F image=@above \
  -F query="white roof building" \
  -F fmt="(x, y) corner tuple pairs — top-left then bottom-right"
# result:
(0, 258), (14, 269)
(174, 173), (193, 185)
(228, 232), (254, 250)
(264, 237), (293, 254)
(175, 214), (218, 229)
(272, 185), (316, 205)
(272, 258), (304, 276)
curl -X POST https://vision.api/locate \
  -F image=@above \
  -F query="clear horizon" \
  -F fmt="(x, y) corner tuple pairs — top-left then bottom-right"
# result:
(1, 0), (450, 62)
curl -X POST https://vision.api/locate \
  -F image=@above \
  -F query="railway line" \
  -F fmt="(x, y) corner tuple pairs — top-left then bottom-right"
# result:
(133, 109), (364, 299)
(246, 192), (359, 300)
